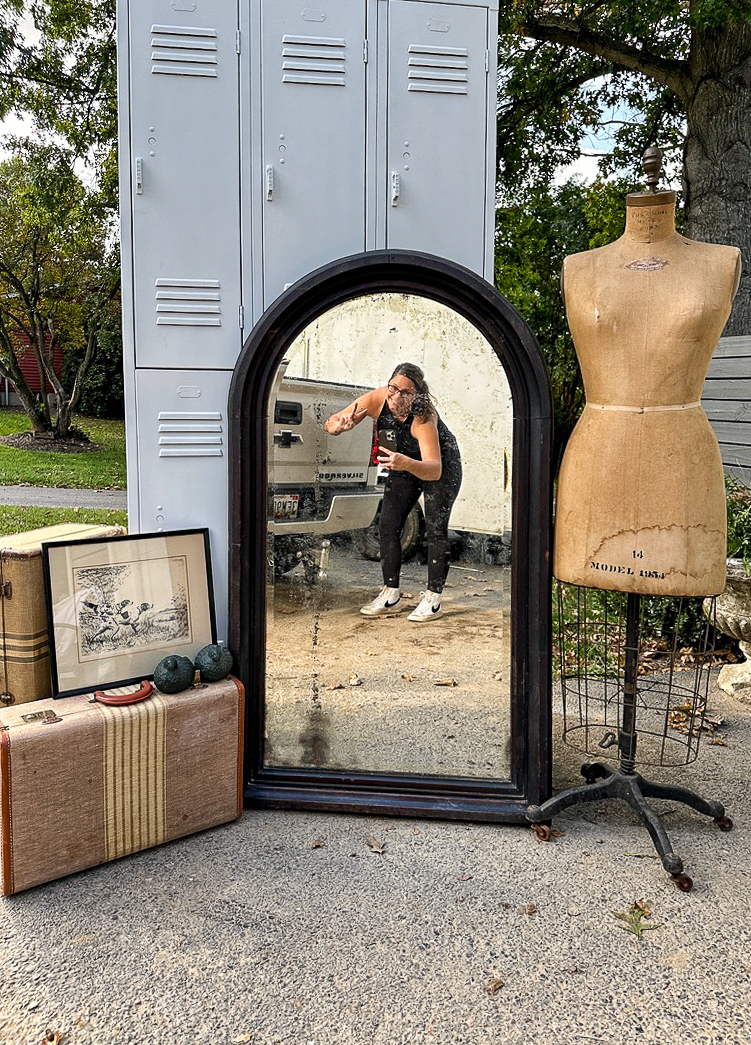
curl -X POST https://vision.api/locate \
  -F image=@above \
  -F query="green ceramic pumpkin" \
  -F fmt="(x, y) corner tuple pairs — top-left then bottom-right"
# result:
(153, 654), (195, 693)
(194, 643), (233, 683)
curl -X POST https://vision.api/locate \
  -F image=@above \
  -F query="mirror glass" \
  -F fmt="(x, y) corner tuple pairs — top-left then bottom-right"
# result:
(264, 292), (513, 779)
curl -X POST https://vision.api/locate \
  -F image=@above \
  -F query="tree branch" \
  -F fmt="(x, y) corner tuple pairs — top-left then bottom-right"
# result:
(517, 15), (693, 106)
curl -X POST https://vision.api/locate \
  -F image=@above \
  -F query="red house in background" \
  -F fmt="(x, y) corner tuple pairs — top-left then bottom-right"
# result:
(1, 332), (64, 408)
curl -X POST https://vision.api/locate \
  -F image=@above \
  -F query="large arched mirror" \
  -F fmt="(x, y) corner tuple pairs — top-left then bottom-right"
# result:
(229, 252), (553, 820)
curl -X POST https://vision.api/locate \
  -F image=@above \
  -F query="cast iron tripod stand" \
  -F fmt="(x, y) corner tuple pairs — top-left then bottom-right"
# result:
(526, 592), (733, 891)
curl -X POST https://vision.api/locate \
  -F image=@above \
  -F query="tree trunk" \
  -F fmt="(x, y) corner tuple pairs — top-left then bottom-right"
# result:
(683, 21), (751, 336)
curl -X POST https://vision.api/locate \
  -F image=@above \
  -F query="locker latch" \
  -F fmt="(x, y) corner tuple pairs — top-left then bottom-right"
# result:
(135, 157), (144, 195)
(266, 164), (274, 201)
(391, 171), (400, 207)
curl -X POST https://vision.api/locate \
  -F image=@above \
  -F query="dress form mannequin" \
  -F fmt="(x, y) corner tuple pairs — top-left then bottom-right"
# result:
(554, 172), (741, 596)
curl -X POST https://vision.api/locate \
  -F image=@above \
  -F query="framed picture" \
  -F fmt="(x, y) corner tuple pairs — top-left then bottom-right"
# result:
(42, 529), (216, 698)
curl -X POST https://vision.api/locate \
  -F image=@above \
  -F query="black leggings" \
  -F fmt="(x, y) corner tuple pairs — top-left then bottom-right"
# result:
(379, 460), (462, 593)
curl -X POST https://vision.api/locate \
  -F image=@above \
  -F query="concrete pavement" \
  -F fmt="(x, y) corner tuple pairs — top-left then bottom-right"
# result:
(1, 674), (750, 1045)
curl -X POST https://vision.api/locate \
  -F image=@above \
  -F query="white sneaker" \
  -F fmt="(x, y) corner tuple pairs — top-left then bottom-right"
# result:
(408, 590), (442, 622)
(360, 586), (402, 617)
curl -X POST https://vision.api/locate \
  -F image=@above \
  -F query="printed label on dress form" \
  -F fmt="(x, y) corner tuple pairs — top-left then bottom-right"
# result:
(589, 548), (665, 582)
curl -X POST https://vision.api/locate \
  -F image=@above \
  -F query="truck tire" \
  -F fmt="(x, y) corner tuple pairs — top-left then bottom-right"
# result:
(271, 535), (313, 577)
(353, 503), (423, 562)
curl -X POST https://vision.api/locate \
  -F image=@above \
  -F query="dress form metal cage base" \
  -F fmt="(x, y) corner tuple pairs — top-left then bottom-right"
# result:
(527, 584), (734, 891)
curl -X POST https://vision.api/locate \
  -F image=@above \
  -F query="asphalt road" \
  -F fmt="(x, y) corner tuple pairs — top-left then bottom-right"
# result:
(0, 485), (126, 510)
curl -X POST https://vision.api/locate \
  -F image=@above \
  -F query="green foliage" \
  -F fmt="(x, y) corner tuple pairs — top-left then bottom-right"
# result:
(1, 0), (117, 204)
(62, 301), (124, 418)
(496, 1), (750, 197)
(0, 148), (120, 435)
(495, 177), (638, 466)
(553, 582), (715, 675)
(726, 475), (751, 568)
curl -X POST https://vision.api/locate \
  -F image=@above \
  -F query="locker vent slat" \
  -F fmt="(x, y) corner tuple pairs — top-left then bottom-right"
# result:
(157, 411), (224, 458)
(281, 34), (346, 86)
(407, 44), (469, 94)
(154, 279), (222, 327)
(151, 25), (218, 77)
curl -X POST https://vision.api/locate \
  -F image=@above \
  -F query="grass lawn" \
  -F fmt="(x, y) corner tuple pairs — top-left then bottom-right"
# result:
(0, 410), (126, 490)
(0, 505), (128, 538)
(0, 411), (127, 536)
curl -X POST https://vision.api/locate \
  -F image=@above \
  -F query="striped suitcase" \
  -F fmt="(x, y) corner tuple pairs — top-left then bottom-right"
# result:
(0, 676), (244, 895)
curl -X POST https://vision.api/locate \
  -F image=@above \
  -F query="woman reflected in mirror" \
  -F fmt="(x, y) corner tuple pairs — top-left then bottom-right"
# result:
(324, 362), (462, 621)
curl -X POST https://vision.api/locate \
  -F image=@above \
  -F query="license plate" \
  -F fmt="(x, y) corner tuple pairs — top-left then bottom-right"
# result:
(273, 493), (299, 520)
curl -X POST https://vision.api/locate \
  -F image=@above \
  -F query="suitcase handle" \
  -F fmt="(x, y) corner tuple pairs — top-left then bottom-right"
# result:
(93, 680), (153, 706)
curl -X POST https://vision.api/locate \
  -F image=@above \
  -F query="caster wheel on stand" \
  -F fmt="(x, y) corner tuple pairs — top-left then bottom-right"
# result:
(672, 872), (694, 892)
(714, 815), (734, 832)
(531, 823), (551, 842)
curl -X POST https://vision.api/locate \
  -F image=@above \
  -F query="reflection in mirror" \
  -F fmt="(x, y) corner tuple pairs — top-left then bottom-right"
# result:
(265, 293), (513, 779)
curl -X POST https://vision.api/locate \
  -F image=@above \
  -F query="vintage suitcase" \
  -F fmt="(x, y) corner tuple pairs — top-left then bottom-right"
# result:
(0, 523), (126, 707)
(0, 676), (244, 895)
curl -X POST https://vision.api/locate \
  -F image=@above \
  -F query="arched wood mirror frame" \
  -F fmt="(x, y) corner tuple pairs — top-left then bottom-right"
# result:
(229, 250), (553, 821)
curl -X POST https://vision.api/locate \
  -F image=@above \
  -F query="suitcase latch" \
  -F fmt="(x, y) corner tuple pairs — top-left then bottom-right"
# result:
(21, 708), (62, 724)
(0, 581), (11, 599)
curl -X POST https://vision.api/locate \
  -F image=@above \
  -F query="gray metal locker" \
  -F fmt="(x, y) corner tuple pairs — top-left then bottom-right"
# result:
(384, 0), (494, 271)
(126, 3), (242, 370)
(118, 0), (498, 637)
(258, 0), (370, 307)
(133, 368), (232, 637)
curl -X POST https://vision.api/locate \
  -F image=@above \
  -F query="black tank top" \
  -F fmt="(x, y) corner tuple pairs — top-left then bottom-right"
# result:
(376, 400), (460, 466)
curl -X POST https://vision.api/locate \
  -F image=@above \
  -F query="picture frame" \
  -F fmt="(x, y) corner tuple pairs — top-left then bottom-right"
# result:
(42, 529), (216, 698)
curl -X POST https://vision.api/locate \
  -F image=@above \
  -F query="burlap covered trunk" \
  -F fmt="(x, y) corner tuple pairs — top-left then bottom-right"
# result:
(0, 524), (126, 707)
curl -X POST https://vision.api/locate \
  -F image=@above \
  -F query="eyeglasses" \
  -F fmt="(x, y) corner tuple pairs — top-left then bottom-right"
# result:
(387, 383), (416, 399)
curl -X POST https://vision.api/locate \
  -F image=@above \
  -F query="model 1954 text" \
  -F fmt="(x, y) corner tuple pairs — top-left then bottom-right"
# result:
(589, 561), (665, 580)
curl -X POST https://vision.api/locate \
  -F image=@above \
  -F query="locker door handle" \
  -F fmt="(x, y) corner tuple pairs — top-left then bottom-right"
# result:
(136, 157), (144, 195)
(391, 171), (400, 207)
(266, 164), (274, 201)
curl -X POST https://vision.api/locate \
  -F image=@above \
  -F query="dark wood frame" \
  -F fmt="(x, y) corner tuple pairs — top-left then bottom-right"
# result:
(229, 251), (553, 821)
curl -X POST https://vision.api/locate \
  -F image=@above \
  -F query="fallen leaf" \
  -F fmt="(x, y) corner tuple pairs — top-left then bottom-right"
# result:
(42, 1034), (63, 1045)
(613, 900), (660, 940)
(457, 873), (473, 882)
(349, 673), (363, 687)
(518, 902), (536, 915)
(402, 672), (417, 681)
(434, 677), (458, 687)
(484, 976), (504, 996)
(232, 1036), (252, 1044)
(327, 682), (345, 690)
(311, 838), (326, 848)
(366, 834), (386, 854)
